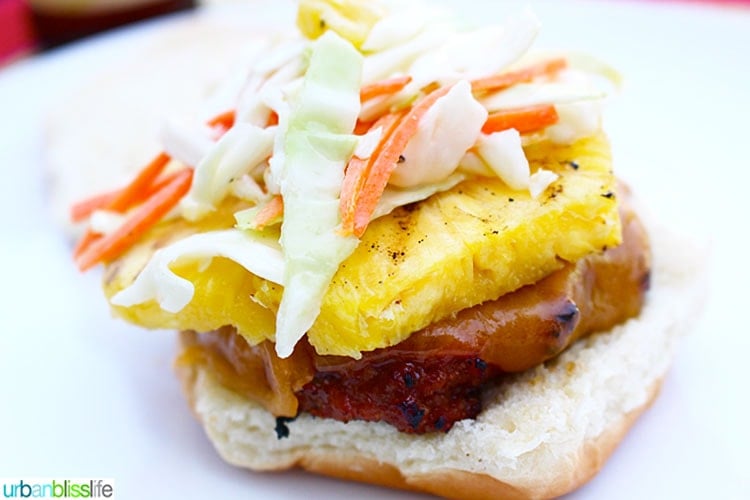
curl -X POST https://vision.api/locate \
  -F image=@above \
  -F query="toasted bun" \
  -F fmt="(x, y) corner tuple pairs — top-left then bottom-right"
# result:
(175, 212), (704, 499)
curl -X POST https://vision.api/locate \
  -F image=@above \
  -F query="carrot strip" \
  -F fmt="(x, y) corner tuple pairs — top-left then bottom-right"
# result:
(207, 110), (236, 129)
(105, 152), (171, 214)
(360, 75), (413, 102)
(348, 85), (453, 237)
(340, 112), (403, 234)
(72, 109), (233, 225)
(72, 169), (190, 259)
(266, 111), (279, 127)
(75, 169), (194, 271)
(353, 120), (373, 135)
(471, 58), (567, 94)
(72, 230), (100, 259)
(72, 109), (235, 264)
(139, 169), (189, 199)
(341, 156), (375, 235)
(482, 104), (559, 135)
(70, 190), (120, 223)
(72, 154), (172, 258)
(70, 168), (189, 223)
(253, 195), (284, 229)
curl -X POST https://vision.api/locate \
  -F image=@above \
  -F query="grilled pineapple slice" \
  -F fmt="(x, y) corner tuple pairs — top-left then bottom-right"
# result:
(104, 132), (621, 357)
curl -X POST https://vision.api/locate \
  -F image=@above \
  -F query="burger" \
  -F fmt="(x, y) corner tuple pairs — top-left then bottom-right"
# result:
(71, 1), (701, 498)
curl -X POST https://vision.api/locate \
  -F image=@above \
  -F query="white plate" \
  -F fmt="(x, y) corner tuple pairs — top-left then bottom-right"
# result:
(1, 1), (748, 498)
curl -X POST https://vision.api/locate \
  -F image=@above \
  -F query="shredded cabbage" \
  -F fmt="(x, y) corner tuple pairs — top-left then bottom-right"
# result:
(89, 210), (125, 236)
(458, 151), (495, 177)
(368, 8), (540, 119)
(546, 100), (603, 144)
(475, 128), (530, 191)
(180, 124), (274, 221)
(390, 80), (486, 187)
(110, 229), (284, 313)
(352, 125), (383, 159)
(229, 173), (266, 204)
(236, 42), (308, 127)
(407, 9), (540, 86)
(101, 0), (621, 358)
(529, 169), (559, 198)
(360, 5), (427, 52)
(160, 119), (214, 167)
(362, 26), (448, 83)
(274, 31), (363, 358)
(372, 173), (466, 220)
(480, 82), (605, 111)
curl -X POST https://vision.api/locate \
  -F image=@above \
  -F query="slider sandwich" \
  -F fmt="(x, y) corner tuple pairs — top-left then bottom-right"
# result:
(72, 1), (700, 498)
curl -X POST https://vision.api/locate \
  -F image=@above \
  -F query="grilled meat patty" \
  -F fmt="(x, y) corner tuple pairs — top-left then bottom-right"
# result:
(179, 195), (649, 433)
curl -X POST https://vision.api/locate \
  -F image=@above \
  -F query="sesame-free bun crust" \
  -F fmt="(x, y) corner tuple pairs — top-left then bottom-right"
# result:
(176, 213), (703, 499)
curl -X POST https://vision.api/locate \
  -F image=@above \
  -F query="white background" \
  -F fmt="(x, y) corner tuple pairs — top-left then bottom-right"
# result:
(0, 1), (748, 498)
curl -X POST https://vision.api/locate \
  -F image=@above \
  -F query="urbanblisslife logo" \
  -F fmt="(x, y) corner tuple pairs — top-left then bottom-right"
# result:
(1, 479), (114, 499)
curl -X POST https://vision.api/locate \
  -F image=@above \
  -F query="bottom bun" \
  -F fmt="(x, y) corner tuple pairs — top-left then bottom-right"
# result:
(176, 217), (703, 500)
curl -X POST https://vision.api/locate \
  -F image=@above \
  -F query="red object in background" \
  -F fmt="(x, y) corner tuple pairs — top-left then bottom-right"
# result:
(0, 0), (36, 64)
(0, 0), (197, 66)
(30, 0), (196, 49)
(1, 0), (749, 67)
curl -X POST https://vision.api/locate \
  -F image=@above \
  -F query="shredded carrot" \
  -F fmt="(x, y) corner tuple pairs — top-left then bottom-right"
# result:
(72, 152), (172, 259)
(471, 58), (567, 94)
(266, 111), (279, 127)
(74, 108), (235, 223)
(340, 112), (403, 234)
(207, 110), (236, 130)
(143, 169), (188, 194)
(106, 152), (171, 213)
(72, 230), (100, 259)
(360, 75), (413, 102)
(72, 169), (190, 260)
(353, 120), (373, 135)
(73, 169), (191, 258)
(253, 195), (284, 229)
(341, 156), (375, 234)
(70, 190), (120, 223)
(75, 169), (194, 272)
(482, 104), (559, 135)
(344, 85), (454, 237)
(70, 168), (189, 223)
(72, 109), (247, 268)
(72, 109), (237, 225)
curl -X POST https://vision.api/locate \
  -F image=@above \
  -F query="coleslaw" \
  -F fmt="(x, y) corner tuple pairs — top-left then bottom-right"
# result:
(75, 0), (620, 357)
